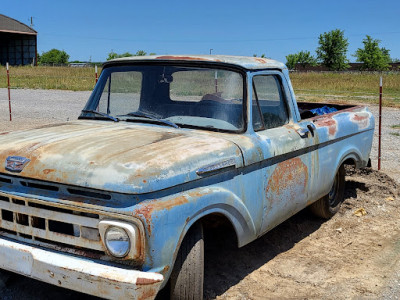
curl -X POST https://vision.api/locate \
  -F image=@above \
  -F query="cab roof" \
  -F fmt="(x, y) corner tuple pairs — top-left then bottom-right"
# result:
(105, 55), (287, 70)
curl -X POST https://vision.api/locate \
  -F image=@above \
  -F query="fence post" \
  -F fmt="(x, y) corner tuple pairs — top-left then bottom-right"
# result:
(95, 65), (98, 84)
(6, 63), (12, 121)
(378, 76), (382, 170)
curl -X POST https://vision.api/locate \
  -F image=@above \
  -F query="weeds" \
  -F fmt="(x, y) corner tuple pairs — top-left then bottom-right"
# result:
(390, 132), (400, 137)
(391, 124), (400, 129)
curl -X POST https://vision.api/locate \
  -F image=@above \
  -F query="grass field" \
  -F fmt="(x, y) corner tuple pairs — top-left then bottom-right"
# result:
(1, 66), (399, 107)
(290, 72), (400, 107)
(0, 66), (100, 91)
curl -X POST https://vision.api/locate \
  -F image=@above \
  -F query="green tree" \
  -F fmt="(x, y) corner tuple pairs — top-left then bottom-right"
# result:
(297, 51), (317, 68)
(285, 53), (299, 70)
(107, 51), (133, 60)
(106, 51), (118, 60)
(253, 54), (266, 58)
(354, 35), (391, 71)
(39, 49), (69, 65)
(316, 29), (350, 71)
(285, 51), (317, 69)
(106, 50), (154, 60)
(135, 50), (147, 56)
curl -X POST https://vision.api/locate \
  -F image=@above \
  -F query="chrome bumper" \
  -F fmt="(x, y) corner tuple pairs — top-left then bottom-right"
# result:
(0, 237), (163, 299)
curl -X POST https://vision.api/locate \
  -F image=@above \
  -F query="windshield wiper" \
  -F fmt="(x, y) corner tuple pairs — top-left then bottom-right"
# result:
(120, 111), (179, 129)
(81, 110), (119, 122)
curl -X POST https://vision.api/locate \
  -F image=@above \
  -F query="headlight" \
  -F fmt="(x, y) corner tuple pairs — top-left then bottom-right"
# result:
(105, 226), (130, 258)
(98, 220), (142, 260)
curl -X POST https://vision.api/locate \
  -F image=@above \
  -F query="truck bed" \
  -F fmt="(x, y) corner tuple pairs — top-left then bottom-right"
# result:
(298, 102), (359, 119)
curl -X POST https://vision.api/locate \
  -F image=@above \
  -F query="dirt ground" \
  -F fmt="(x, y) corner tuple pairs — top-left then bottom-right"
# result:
(204, 167), (400, 299)
(0, 89), (400, 299)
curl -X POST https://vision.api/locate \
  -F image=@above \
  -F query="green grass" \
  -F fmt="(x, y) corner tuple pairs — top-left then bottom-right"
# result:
(290, 72), (400, 107)
(390, 132), (400, 137)
(391, 124), (400, 129)
(1, 66), (400, 107)
(0, 65), (101, 91)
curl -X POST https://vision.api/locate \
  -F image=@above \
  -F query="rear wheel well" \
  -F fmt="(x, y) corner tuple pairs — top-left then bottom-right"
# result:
(343, 158), (356, 167)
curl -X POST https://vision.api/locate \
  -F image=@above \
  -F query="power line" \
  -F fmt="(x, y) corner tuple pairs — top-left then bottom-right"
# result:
(39, 31), (400, 44)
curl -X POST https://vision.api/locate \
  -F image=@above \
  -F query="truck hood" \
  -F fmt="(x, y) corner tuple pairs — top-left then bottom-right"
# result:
(0, 121), (243, 194)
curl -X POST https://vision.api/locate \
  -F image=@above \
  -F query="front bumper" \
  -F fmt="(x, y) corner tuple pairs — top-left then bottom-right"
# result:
(0, 237), (163, 299)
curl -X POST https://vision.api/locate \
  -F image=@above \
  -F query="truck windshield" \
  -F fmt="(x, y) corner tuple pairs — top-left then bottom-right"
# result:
(80, 65), (244, 132)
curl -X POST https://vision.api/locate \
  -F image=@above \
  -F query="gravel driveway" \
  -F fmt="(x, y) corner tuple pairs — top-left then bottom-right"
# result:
(0, 88), (91, 132)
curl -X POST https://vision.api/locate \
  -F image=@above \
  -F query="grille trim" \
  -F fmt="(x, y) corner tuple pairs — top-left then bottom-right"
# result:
(0, 201), (99, 228)
(0, 220), (104, 251)
(0, 192), (104, 252)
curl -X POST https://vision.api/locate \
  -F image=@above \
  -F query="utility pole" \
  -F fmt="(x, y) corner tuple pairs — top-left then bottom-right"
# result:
(209, 49), (213, 55)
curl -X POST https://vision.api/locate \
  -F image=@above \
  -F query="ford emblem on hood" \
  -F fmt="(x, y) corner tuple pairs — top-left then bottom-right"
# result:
(5, 156), (30, 173)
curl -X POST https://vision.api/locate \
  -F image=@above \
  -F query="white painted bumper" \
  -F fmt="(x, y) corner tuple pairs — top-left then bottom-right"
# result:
(0, 238), (163, 299)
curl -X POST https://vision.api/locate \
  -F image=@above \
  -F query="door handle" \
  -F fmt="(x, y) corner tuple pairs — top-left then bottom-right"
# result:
(307, 124), (316, 137)
(296, 127), (310, 138)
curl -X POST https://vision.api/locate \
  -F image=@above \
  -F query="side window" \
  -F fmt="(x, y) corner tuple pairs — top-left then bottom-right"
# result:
(252, 75), (289, 130)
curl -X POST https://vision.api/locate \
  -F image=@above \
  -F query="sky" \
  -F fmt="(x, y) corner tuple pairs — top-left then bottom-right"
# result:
(3, 0), (400, 63)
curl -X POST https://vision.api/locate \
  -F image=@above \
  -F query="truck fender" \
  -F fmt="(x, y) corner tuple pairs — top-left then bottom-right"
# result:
(136, 187), (257, 279)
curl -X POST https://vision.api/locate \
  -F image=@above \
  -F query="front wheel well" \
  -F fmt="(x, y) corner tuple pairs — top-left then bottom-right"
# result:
(197, 213), (239, 247)
(162, 213), (238, 298)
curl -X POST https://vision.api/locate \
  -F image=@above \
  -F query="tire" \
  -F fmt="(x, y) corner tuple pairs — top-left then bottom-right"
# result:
(169, 222), (204, 300)
(0, 270), (12, 289)
(310, 164), (345, 219)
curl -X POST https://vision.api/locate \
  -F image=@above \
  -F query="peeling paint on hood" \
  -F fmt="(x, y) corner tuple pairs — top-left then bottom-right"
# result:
(0, 121), (243, 194)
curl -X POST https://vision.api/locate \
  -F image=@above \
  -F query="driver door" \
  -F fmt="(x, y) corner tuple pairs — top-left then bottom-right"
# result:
(251, 73), (319, 235)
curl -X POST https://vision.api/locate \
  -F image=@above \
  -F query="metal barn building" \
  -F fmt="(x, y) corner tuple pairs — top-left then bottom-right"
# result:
(0, 14), (37, 66)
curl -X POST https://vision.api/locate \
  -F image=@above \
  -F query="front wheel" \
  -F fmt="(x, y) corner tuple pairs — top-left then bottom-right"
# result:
(169, 222), (204, 300)
(310, 164), (345, 219)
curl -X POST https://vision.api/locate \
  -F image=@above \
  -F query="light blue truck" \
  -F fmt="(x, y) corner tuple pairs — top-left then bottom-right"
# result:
(0, 55), (374, 299)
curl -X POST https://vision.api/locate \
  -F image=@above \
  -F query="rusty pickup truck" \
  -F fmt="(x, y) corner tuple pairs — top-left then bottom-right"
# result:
(0, 55), (374, 299)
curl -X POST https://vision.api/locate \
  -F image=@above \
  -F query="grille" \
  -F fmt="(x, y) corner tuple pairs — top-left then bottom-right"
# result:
(0, 192), (104, 253)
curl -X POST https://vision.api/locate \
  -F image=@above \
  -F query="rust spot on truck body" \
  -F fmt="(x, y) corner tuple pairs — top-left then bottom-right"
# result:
(43, 169), (55, 175)
(133, 196), (189, 234)
(314, 118), (337, 136)
(156, 55), (217, 61)
(253, 58), (267, 64)
(265, 157), (308, 202)
(351, 112), (370, 129)
(136, 277), (161, 285)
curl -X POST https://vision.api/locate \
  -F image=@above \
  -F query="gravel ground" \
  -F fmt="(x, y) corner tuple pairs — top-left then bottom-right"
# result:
(0, 88), (91, 132)
(368, 105), (400, 184)
(0, 88), (399, 299)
